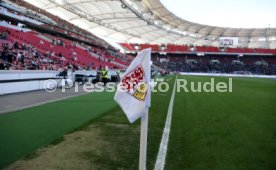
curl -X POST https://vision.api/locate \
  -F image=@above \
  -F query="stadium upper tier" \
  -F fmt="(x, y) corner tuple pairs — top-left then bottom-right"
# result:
(21, 0), (276, 49)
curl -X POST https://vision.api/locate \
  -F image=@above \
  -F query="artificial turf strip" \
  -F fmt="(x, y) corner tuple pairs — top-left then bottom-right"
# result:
(165, 76), (276, 170)
(0, 91), (116, 169)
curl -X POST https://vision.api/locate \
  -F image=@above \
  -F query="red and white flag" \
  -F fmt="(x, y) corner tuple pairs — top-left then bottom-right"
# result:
(114, 48), (151, 123)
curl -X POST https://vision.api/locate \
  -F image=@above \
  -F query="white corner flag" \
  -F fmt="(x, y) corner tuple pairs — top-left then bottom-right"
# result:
(114, 48), (151, 123)
(114, 48), (151, 170)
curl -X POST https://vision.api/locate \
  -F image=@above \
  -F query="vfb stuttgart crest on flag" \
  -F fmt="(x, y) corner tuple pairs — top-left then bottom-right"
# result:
(120, 65), (148, 101)
(114, 48), (151, 123)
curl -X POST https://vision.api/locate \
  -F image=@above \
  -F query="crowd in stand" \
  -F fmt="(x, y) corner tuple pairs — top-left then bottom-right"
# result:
(51, 38), (66, 47)
(0, 30), (91, 71)
(155, 58), (276, 75)
(85, 46), (132, 65)
(0, 40), (82, 71)
(0, 23), (131, 71)
(0, 10), (134, 71)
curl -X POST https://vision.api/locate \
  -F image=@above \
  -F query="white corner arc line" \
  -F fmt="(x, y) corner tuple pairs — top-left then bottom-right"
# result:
(154, 77), (177, 170)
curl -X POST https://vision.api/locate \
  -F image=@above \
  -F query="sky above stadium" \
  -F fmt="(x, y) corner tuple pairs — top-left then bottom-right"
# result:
(160, 0), (276, 28)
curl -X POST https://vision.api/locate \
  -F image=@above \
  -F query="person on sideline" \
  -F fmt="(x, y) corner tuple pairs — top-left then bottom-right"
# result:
(101, 67), (108, 86)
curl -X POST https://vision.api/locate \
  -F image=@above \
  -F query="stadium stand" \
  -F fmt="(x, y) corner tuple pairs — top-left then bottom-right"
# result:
(0, 0), (275, 77)
(0, 23), (130, 70)
(0, 0), (132, 71)
(0, 11), (131, 71)
(152, 53), (276, 75)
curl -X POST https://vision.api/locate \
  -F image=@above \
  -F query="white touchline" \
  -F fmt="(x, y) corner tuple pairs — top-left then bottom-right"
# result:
(154, 77), (177, 170)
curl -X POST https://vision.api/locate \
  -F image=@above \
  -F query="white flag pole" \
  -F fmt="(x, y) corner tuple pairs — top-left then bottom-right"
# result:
(139, 108), (149, 170)
(139, 48), (151, 170)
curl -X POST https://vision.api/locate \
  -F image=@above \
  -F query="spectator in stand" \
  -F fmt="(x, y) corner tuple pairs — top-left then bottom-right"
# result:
(1, 48), (9, 62)
(7, 49), (13, 63)
(13, 41), (19, 49)
(0, 60), (5, 70)
(52, 39), (57, 45)
(20, 52), (25, 63)
(22, 43), (27, 50)
(1, 30), (9, 40)
(60, 40), (64, 46)
(34, 51), (40, 58)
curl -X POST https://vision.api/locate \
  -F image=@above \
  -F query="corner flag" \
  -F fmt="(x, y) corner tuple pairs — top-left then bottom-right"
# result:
(114, 48), (151, 123)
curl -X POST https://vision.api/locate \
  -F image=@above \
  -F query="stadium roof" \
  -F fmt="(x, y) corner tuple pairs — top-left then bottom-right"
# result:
(24, 0), (276, 49)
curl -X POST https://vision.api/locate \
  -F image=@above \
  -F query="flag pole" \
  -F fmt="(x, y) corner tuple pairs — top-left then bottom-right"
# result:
(139, 108), (149, 170)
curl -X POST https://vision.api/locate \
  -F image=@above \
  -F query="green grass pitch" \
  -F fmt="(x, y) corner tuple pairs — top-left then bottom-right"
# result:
(0, 75), (275, 170)
(165, 76), (276, 170)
